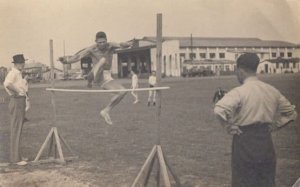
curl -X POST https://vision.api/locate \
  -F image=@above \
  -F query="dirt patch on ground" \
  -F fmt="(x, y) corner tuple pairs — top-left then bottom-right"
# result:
(0, 169), (89, 187)
(0, 161), (137, 187)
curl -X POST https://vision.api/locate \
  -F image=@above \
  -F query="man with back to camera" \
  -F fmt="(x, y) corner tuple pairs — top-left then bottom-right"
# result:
(59, 31), (132, 125)
(214, 53), (297, 187)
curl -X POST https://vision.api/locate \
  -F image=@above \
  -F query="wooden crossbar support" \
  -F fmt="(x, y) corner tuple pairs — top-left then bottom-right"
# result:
(33, 127), (55, 162)
(131, 13), (180, 187)
(157, 145), (171, 187)
(131, 146), (157, 186)
(32, 40), (77, 165)
(131, 145), (181, 187)
(32, 127), (77, 165)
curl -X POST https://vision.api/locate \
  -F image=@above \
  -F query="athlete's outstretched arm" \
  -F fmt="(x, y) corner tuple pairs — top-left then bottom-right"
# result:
(110, 41), (133, 50)
(58, 45), (94, 64)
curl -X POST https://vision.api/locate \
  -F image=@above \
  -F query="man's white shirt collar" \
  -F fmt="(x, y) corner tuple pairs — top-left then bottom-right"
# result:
(244, 76), (258, 84)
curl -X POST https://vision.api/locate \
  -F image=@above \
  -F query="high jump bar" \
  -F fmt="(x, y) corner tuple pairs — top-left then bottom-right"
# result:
(46, 86), (170, 93)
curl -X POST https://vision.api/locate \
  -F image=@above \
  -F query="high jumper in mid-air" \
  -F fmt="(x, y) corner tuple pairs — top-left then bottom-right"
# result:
(59, 31), (132, 125)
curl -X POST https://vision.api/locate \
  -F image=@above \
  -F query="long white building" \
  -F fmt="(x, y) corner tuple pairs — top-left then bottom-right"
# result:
(114, 36), (300, 78)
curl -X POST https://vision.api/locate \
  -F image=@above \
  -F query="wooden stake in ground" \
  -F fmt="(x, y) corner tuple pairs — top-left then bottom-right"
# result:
(131, 13), (181, 187)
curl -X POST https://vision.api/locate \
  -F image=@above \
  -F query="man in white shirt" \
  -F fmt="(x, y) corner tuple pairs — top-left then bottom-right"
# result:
(130, 70), (139, 104)
(148, 71), (157, 106)
(3, 54), (29, 165)
(214, 53), (297, 187)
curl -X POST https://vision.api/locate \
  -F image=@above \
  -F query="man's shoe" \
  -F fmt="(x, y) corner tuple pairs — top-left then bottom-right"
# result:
(153, 102), (156, 106)
(100, 110), (113, 125)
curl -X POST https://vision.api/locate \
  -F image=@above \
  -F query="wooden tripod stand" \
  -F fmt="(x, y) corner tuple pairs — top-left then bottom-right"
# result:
(131, 145), (181, 187)
(32, 127), (77, 164)
(131, 14), (181, 187)
(32, 40), (77, 165)
(131, 89), (181, 186)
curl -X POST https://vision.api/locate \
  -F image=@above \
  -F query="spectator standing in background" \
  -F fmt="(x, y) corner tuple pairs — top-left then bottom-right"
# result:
(130, 70), (139, 104)
(148, 71), (157, 106)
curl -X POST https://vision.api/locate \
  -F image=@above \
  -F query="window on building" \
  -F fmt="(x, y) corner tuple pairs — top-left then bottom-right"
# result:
(219, 65), (223, 71)
(219, 53), (225, 59)
(225, 65), (230, 71)
(180, 53), (185, 60)
(288, 52), (292, 58)
(293, 62), (296, 68)
(271, 53), (276, 58)
(280, 52), (284, 57)
(189, 53), (196, 60)
(200, 53), (206, 59)
(209, 53), (216, 59)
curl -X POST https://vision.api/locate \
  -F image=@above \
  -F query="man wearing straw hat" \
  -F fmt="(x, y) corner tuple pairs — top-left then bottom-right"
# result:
(59, 31), (132, 125)
(3, 54), (29, 165)
(214, 53), (297, 187)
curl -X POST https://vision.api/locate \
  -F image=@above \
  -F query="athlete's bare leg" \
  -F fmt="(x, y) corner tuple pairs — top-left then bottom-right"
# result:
(100, 80), (127, 125)
(86, 58), (105, 88)
(131, 91), (139, 104)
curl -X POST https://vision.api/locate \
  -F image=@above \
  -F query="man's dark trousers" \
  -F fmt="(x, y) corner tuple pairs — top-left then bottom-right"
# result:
(8, 96), (25, 163)
(232, 123), (276, 187)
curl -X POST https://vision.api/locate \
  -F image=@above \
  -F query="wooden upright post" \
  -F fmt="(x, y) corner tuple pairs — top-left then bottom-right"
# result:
(156, 13), (163, 146)
(32, 39), (77, 165)
(50, 39), (57, 123)
(156, 13), (162, 84)
(131, 14), (181, 187)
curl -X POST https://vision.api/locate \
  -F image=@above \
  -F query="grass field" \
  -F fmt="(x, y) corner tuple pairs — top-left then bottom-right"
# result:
(0, 74), (299, 187)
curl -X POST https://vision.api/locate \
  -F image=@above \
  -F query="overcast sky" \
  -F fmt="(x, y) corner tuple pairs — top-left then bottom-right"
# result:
(0, 0), (299, 68)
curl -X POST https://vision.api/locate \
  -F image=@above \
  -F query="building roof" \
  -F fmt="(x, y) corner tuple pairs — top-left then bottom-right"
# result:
(116, 38), (155, 53)
(142, 36), (297, 48)
(116, 45), (155, 53)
